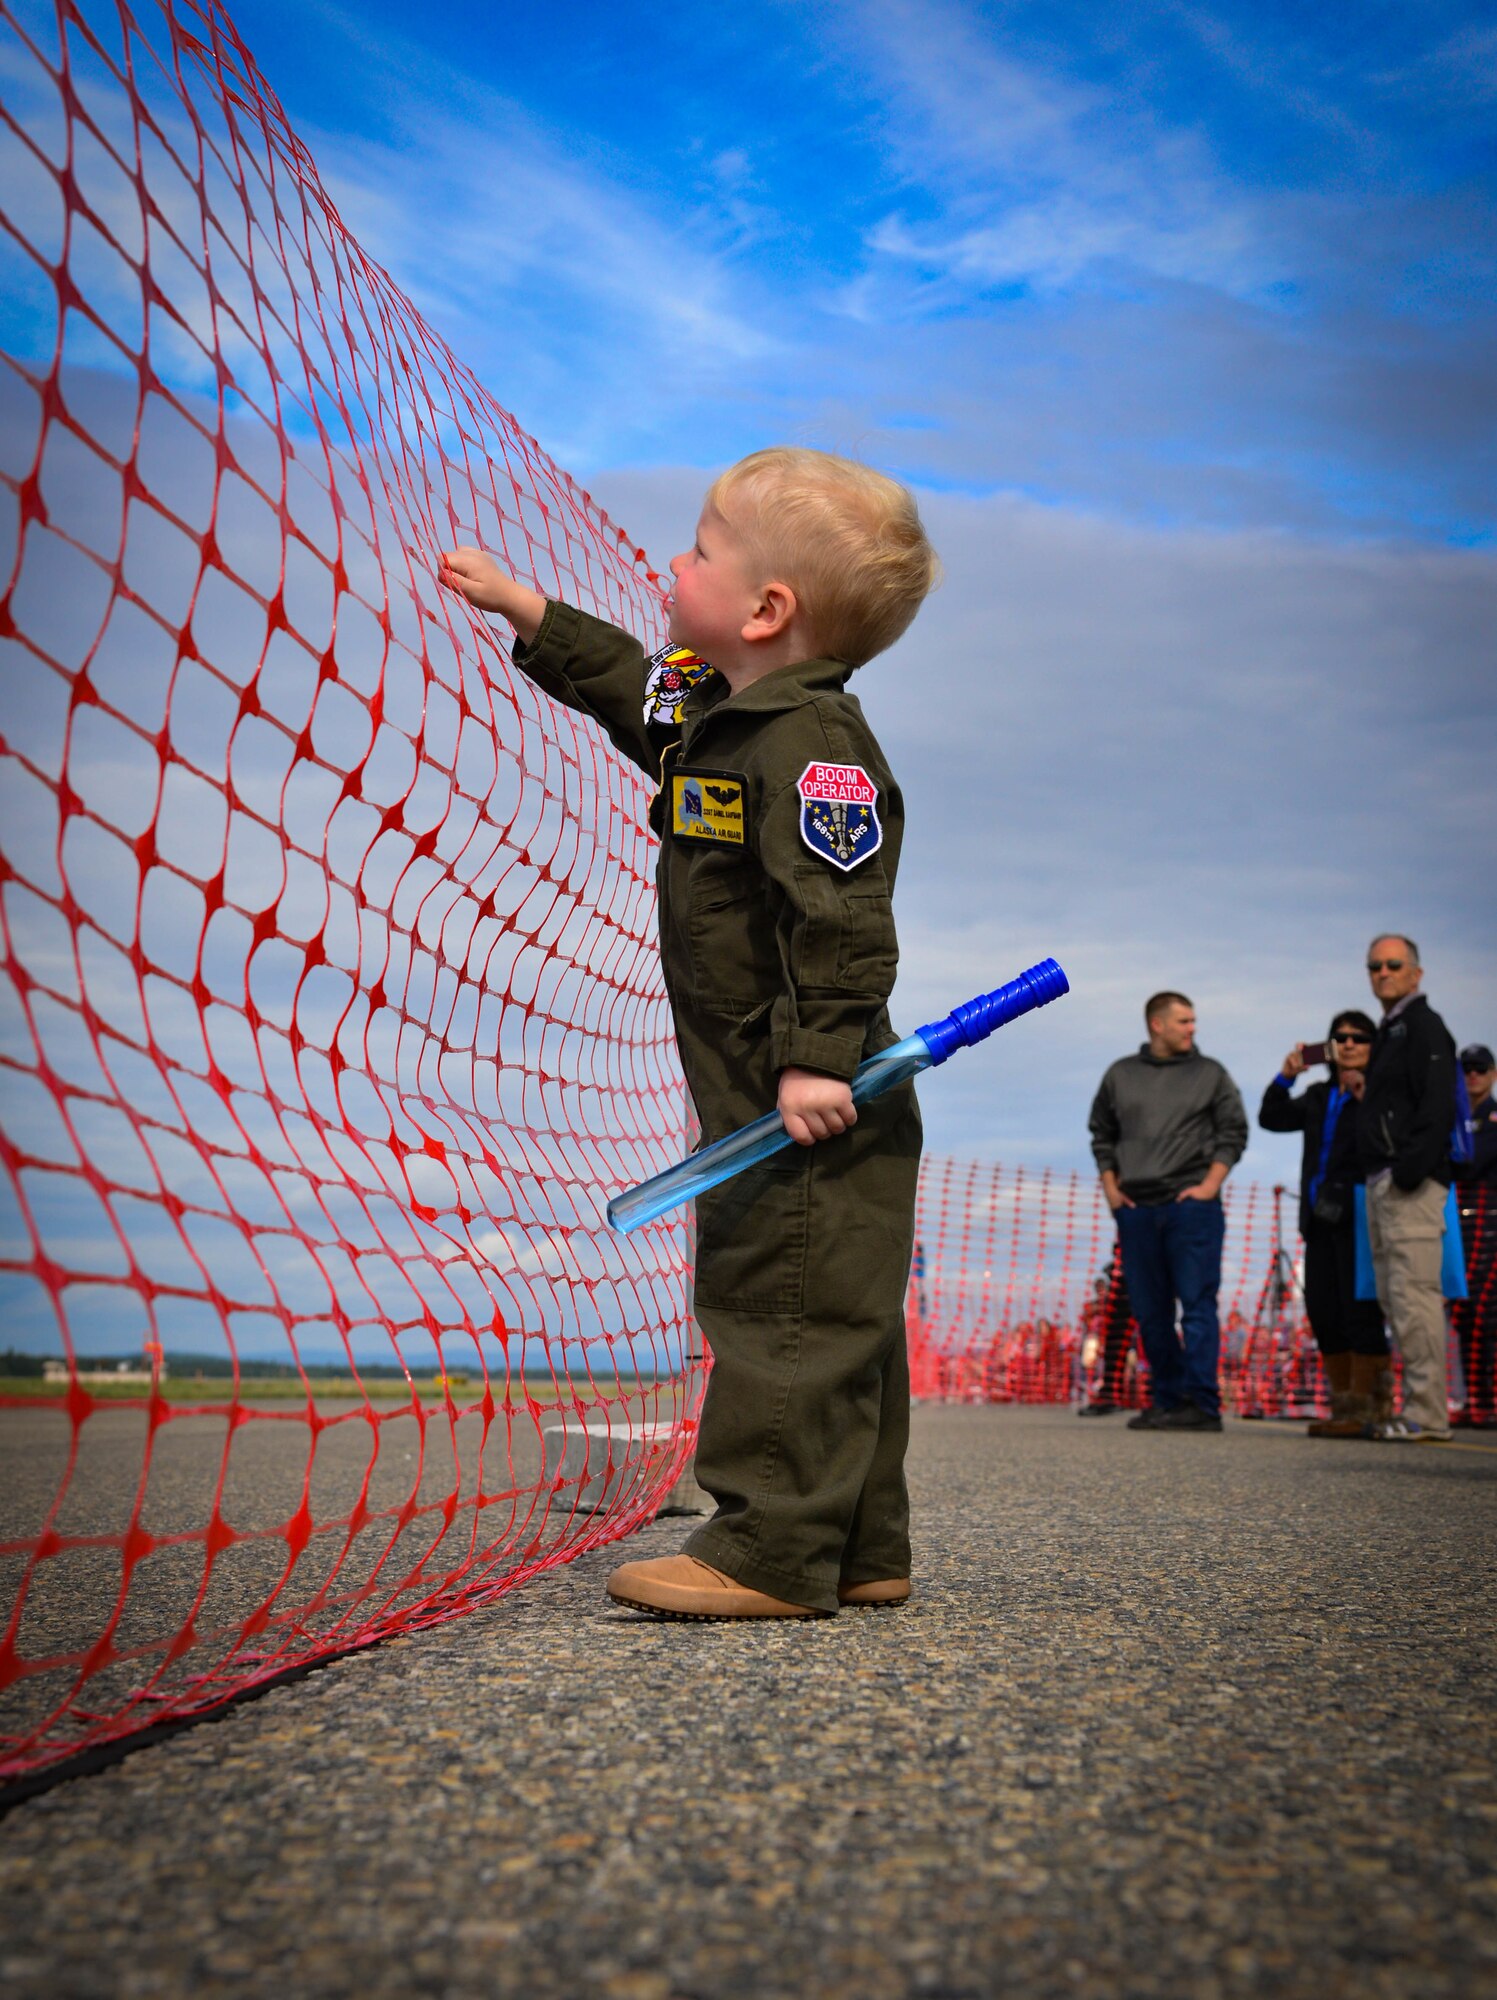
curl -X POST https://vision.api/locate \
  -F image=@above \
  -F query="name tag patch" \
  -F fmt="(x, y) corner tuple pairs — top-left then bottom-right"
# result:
(797, 760), (882, 871)
(643, 643), (713, 727)
(671, 767), (747, 846)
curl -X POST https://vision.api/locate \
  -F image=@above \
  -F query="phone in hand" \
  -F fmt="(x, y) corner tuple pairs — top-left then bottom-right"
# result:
(1301, 1042), (1328, 1065)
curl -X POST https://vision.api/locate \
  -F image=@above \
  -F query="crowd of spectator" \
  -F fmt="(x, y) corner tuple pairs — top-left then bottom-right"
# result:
(1082, 934), (1493, 1443)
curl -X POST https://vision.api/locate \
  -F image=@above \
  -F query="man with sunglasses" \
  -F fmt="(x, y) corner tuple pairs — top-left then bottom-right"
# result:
(1358, 935), (1458, 1443)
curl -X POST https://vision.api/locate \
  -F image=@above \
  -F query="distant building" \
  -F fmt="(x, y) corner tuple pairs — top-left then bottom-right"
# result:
(39, 1357), (158, 1384)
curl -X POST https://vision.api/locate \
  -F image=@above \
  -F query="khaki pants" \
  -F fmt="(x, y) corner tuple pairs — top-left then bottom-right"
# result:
(1365, 1176), (1450, 1437)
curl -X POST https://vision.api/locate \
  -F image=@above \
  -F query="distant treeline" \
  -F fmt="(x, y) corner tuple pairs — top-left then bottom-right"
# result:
(164, 1351), (427, 1380)
(0, 1349), (438, 1382)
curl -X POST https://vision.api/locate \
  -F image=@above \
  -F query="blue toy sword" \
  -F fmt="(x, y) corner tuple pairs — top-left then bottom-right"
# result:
(607, 957), (1069, 1234)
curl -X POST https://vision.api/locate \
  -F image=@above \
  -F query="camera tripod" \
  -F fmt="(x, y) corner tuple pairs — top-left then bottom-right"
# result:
(1238, 1185), (1321, 1419)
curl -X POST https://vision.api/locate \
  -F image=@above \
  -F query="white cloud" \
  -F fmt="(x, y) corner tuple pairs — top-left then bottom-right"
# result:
(858, 196), (1265, 310)
(829, 0), (1279, 307)
(259, 20), (778, 470)
(323, 131), (770, 366)
(1368, 21), (1497, 110)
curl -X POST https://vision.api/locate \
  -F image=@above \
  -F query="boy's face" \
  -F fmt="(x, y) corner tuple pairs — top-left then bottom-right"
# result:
(667, 507), (762, 661)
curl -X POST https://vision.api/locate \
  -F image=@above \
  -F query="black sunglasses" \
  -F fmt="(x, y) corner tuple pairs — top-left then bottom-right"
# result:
(1366, 958), (1406, 972)
(1332, 1032), (1372, 1045)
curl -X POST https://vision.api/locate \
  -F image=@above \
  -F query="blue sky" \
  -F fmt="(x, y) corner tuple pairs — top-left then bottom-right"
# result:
(8, 0), (1496, 1193)
(215, 0), (1495, 1180)
(235, 0), (1497, 540)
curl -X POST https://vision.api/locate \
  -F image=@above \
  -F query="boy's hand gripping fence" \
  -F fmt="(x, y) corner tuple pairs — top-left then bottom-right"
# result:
(607, 959), (1070, 1233)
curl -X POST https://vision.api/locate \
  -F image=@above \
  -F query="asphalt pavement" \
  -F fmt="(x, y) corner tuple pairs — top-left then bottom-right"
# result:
(2, 1404), (1494, 2000)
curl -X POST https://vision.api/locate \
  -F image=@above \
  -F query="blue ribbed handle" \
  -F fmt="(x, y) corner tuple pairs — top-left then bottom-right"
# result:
(915, 957), (1070, 1065)
(606, 957), (1069, 1234)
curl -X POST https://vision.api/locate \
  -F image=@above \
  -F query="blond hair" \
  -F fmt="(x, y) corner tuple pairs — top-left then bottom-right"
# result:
(705, 447), (939, 667)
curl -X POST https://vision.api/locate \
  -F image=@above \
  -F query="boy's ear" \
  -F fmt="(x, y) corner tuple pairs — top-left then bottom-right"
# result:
(742, 579), (797, 645)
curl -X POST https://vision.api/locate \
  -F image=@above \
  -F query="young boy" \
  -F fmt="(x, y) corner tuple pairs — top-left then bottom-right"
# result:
(440, 448), (938, 1619)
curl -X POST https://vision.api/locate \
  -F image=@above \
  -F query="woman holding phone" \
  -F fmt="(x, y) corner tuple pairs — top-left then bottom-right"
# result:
(1259, 1010), (1389, 1436)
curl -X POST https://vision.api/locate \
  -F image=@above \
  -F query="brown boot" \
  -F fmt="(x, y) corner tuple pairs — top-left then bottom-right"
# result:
(1353, 1352), (1395, 1434)
(1362, 1354), (1396, 1431)
(607, 1554), (824, 1620)
(838, 1577), (911, 1608)
(1308, 1352), (1357, 1436)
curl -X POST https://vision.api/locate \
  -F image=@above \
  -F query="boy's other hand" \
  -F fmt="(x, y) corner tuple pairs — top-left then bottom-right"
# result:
(439, 547), (546, 643)
(778, 1068), (857, 1147)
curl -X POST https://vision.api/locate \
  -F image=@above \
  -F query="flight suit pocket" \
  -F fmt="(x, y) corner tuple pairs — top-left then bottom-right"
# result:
(694, 1162), (810, 1314)
(836, 890), (897, 996)
(687, 853), (778, 1016)
(789, 865), (896, 997)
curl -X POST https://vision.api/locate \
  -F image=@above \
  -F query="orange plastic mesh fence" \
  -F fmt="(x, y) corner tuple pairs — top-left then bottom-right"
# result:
(0, 0), (704, 1780)
(905, 1160), (1430, 1416)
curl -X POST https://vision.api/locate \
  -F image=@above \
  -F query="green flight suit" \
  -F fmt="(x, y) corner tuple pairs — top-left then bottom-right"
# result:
(512, 601), (922, 1611)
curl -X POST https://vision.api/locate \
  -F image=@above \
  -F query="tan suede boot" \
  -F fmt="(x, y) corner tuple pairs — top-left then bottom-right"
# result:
(1308, 1352), (1356, 1436)
(838, 1577), (911, 1608)
(607, 1555), (825, 1620)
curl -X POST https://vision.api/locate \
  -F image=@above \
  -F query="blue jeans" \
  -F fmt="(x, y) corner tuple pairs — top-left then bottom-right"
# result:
(1114, 1198), (1225, 1417)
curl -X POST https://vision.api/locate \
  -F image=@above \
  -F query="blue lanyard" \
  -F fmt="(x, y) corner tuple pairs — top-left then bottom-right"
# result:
(1309, 1087), (1348, 1207)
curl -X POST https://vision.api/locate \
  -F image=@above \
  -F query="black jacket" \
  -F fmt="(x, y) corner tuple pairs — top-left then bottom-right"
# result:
(1259, 1077), (1363, 1237)
(1088, 1046), (1248, 1204)
(1456, 1094), (1497, 1187)
(1357, 994), (1457, 1191)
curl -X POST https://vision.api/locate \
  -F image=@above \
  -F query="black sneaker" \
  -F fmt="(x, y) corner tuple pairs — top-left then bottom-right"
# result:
(1158, 1403), (1223, 1432)
(1126, 1407), (1168, 1429)
(1078, 1398), (1119, 1417)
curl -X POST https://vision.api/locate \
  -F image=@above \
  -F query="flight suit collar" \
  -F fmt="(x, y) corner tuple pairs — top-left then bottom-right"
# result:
(682, 656), (853, 726)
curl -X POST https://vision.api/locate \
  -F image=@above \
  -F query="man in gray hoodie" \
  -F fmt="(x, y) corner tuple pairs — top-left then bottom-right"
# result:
(1088, 993), (1248, 1431)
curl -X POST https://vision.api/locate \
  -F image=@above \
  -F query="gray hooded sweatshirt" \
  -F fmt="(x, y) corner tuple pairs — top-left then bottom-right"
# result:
(1088, 1046), (1248, 1205)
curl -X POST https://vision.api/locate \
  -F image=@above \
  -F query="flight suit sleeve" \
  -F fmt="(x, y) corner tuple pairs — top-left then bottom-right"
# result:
(509, 599), (659, 776)
(753, 719), (900, 1081)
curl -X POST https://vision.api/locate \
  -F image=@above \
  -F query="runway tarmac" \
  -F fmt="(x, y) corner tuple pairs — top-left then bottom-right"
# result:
(2, 1404), (1494, 1999)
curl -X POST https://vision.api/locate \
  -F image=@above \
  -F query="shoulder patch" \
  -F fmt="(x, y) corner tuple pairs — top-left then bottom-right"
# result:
(643, 643), (713, 728)
(796, 760), (883, 872)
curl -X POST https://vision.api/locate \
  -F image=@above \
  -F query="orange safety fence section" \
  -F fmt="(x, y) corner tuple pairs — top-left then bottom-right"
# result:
(1452, 1182), (1496, 1427)
(906, 1161), (1487, 1421)
(908, 1161), (1340, 1415)
(0, 0), (703, 1781)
